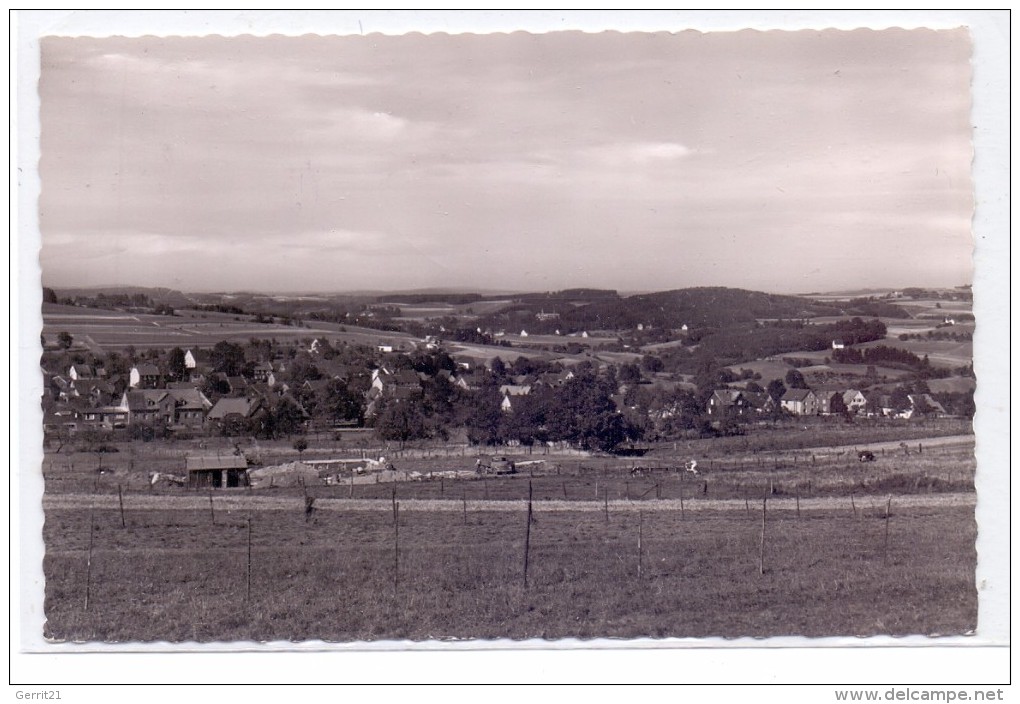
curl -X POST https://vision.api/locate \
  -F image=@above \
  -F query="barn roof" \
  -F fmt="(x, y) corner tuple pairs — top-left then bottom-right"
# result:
(185, 455), (248, 471)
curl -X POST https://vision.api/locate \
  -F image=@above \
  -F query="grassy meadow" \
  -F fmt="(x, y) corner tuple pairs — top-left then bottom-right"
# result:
(42, 501), (977, 643)
(40, 429), (977, 643)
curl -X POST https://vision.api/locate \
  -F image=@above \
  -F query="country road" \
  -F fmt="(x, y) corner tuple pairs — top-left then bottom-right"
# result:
(43, 491), (976, 514)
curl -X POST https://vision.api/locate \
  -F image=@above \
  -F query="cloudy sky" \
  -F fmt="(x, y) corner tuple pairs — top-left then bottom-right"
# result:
(39, 29), (974, 294)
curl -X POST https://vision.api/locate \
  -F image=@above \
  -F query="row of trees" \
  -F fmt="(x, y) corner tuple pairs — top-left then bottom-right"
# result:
(370, 366), (642, 452)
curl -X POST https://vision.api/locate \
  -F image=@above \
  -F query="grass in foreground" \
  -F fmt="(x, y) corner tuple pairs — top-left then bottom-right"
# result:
(42, 503), (976, 643)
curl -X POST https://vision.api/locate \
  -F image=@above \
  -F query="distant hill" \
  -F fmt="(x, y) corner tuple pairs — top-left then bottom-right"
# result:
(52, 286), (194, 308)
(548, 287), (844, 333)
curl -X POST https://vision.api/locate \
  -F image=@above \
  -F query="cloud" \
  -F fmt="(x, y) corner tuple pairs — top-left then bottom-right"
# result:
(582, 141), (694, 165)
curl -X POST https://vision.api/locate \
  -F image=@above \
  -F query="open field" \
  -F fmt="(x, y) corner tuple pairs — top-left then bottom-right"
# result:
(42, 303), (420, 352)
(41, 499), (976, 642)
(856, 338), (973, 368)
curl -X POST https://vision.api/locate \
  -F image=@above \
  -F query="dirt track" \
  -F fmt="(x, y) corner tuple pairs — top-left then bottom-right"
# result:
(43, 491), (976, 514)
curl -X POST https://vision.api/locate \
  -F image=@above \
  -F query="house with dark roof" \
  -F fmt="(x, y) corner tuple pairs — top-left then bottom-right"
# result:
(707, 389), (750, 417)
(251, 362), (274, 382)
(68, 364), (97, 381)
(780, 388), (819, 416)
(166, 388), (213, 426)
(121, 390), (175, 425)
(742, 391), (775, 414)
(907, 394), (948, 418)
(499, 384), (532, 413)
(129, 363), (163, 389)
(842, 389), (868, 414)
(207, 396), (263, 424)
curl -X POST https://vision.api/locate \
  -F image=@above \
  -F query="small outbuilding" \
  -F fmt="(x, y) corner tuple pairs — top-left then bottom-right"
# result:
(186, 455), (249, 489)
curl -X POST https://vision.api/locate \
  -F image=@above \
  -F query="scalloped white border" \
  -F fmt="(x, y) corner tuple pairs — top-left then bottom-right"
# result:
(11, 10), (1011, 687)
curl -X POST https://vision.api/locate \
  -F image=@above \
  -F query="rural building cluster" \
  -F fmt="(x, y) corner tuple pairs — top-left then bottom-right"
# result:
(43, 330), (960, 453)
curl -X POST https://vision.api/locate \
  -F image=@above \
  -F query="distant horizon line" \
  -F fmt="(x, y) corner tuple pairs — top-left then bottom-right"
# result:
(41, 281), (972, 299)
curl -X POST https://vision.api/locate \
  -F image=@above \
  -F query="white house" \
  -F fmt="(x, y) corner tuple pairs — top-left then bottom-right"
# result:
(184, 349), (197, 369)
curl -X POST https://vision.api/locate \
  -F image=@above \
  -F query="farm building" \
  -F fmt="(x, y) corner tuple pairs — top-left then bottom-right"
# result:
(186, 455), (250, 489)
(80, 406), (129, 428)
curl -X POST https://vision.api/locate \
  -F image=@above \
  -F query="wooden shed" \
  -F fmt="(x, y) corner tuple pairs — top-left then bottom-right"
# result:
(186, 455), (249, 489)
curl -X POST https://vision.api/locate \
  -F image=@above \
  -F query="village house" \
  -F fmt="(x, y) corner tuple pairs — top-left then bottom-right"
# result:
(499, 384), (532, 412)
(184, 349), (197, 369)
(121, 389), (176, 426)
(251, 361), (274, 382)
(707, 389), (751, 417)
(780, 388), (819, 416)
(706, 389), (775, 417)
(129, 363), (162, 389)
(842, 389), (868, 414)
(166, 388), (213, 427)
(370, 368), (421, 395)
(68, 364), (98, 381)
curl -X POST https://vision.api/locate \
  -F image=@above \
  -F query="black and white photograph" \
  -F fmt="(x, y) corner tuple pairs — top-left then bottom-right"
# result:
(13, 9), (1010, 689)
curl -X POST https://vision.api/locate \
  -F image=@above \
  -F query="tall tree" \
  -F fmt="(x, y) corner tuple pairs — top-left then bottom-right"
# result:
(766, 379), (787, 402)
(211, 341), (245, 376)
(785, 369), (808, 389)
(167, 347), (187, 382)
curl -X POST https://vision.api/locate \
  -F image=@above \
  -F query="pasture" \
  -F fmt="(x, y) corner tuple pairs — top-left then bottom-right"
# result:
(41, 499), (976, 643)
(40, 431), (977, 643)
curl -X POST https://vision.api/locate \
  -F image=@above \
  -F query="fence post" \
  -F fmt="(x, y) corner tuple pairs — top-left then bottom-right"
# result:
(759, 492), (767, 575)
(246, 517), (252, 603)
(117, 484), (126, 528)
(523, 480), (533, 590)
(883, 495), (892, 563)
(84, 511), (95, 611)
(393, 500), (400, 593)
(209, 492), (215, 525)
(637, 511), (643, 580)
